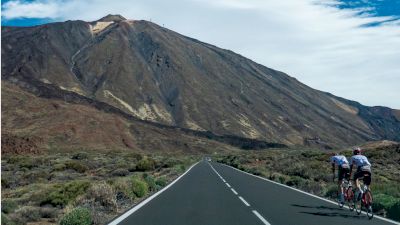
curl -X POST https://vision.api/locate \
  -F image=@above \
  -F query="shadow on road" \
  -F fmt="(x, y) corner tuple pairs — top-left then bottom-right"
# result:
(292, 204), (342, 211)
(292, 204), (363, 219)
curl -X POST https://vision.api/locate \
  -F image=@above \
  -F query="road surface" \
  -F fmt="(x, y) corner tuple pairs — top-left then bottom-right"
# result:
(110, 160), (398, 225)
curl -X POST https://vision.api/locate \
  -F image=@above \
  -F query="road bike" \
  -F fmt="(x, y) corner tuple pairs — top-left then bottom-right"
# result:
(354, 176), (373, 219)
(337, 177), (355, 211)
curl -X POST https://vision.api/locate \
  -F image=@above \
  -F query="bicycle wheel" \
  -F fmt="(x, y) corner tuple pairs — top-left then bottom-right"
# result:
(338, 192), (344, 208)
(365, 191), (374, 219)
(354, 192), (362, 215)
(346, 188), (355, 211)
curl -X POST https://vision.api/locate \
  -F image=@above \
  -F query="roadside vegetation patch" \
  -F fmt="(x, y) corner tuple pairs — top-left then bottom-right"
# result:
(1, 151), (198, 225)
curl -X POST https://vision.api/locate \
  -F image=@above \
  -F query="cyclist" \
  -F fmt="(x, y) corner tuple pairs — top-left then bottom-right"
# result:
(331, 152), (350, 204)
(349, 147), (372, 200)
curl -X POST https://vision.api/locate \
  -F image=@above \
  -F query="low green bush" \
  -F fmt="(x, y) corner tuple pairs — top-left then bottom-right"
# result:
(143, 174), (157, 191)
(60, 207), (92, 225)
(52, 163), (67, 171)
(387, 201), (400, 221)
(42, 181), (90, 207)
(131, 177), (148, 198)
(1, 213), (13, 225)
(112, 169), (129, 177)
(14, 206), (41, 223)
(324, 184), (338, 198)
(136, 158), (155, 171)
(1, 177), (10, 188)
(65, 160), (88, 173)
(155, 177), (167, 189)
(71, 152), (88, 160)
(1, 199), (17, 214)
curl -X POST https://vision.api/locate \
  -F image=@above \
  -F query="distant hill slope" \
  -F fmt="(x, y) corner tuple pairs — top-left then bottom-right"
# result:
(2, 15), (399, 148)
(2, 81), (281, 153)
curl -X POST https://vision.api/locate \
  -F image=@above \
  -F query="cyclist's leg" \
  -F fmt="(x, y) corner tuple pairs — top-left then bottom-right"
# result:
(338, 167), (344, 201)
(353, 171), (363, 199)
(338, 167), (344, 194)
(363, 171), (372, 190)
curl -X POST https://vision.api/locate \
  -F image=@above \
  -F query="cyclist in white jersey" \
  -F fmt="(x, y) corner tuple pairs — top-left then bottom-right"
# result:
(331, 153), (350, 203)
(350, 147), (372, 199)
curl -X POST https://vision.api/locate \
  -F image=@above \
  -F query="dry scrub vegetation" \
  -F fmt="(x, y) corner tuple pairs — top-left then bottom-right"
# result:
(1, 151), (197, 225)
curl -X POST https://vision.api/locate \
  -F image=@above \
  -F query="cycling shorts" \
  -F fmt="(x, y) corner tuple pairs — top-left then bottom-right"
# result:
(354, 167), (372, 185)
(338, 165), (350, 181)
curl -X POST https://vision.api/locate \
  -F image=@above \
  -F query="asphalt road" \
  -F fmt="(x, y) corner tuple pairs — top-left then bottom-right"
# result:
(112, 160), (398, 225)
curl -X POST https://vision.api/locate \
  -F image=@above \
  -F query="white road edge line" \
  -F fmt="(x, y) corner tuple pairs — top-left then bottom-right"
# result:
(238, 196), (250, 206)
(108, 161), (200, 225)
(231, 188), (238, 195)
(221, 163), (400, 225)
(226, 183), (231, 188)
(252, 210), (271, 225)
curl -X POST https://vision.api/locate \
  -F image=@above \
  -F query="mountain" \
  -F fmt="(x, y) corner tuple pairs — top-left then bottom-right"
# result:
(2, 15), (400, 149)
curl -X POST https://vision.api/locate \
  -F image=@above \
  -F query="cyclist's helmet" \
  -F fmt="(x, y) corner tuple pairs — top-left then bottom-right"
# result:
(353, 147), (362, 155)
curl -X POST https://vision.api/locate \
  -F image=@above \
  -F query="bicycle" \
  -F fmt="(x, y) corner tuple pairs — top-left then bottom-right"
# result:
(336, 177), (355, 211)
(354, 176), (373, 219)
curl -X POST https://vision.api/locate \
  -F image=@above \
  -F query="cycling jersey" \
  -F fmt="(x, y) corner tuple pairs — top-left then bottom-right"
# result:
(331, 155), (349, 167)
(350, 155), (371, 167)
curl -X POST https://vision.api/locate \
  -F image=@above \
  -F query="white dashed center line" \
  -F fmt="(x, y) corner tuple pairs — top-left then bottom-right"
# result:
(238, 196), (250, 206)
(231, 188), (238, 195)
(208, 162), (272, 225)
(252, 210), (271, 225)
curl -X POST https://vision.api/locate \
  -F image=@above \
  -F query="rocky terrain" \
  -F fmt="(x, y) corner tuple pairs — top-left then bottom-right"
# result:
(2, 14), (400, 149)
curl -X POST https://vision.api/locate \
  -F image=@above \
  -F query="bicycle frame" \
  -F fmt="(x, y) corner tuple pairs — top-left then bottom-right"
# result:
(338, 178), (355, 211)
(355, 176), (373, 219)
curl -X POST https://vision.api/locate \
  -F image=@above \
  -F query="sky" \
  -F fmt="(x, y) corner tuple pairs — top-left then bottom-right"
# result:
(1, 0), (400, 109)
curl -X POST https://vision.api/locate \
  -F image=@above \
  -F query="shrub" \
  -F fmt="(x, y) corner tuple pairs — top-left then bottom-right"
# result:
(1, 199), (17, 214)
(136, 158), (155, 171)
(13, 206), (41, 223)
(87, 181), (117, 212)
(127, 152), (143, 161)
(60, 207), (92, 225)
(71, 152), (88, 160)
(387, 201), (400, 221)
(373, 193), (400, 212)
(65, 160), (88, 173)
(1, 177), (10, 188)
(19, 158), (39, 169)
(42, 181), (90, 207)
(131, 178), (148, 198)
(112, 169), (129, 177)
(1, 213), (12, 225)
(113, 179), (134, 200)
(143, 174), (156, 191)
(40, 207), (59, 218)
(324, 184), (338, 198)
(155, 177), (167, 189)
(52, 163), (66, 171)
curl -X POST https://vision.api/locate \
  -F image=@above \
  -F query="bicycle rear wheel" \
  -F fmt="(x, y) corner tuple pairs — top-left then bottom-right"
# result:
(355, 192), (362, 215)
(365, 191), (374, 219)
(346, 188), (355, 211)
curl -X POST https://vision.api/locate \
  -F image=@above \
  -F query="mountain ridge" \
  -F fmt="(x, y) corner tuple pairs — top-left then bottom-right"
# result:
(2, 16), (399, 148)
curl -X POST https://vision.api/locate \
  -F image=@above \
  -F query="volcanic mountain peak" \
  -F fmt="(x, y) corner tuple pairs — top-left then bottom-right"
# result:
(1, 16), (399, 148)
(97, 14), (126, 22)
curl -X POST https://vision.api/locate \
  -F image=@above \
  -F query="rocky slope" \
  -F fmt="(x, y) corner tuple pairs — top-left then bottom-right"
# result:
(2, 14), (399, 148)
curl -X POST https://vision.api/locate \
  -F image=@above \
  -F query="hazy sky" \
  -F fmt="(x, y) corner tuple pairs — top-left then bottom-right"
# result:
(2, 0), (400, 109)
